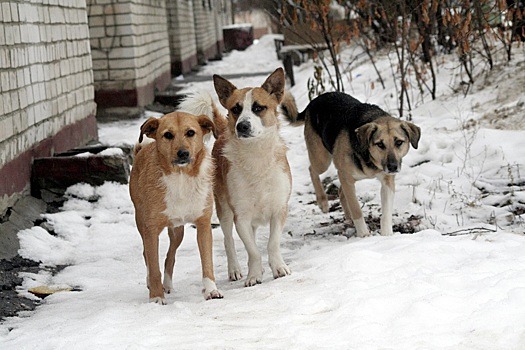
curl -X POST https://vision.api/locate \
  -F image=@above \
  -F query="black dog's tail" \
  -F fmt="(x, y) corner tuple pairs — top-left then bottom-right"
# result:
(280, 91), (306, 124)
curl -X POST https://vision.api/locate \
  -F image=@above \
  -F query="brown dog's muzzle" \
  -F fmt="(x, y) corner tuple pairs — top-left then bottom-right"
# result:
(173, 149), (190, 166)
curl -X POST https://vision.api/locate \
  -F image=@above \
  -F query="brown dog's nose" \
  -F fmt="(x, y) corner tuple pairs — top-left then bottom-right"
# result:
(177, 149), (190, 160)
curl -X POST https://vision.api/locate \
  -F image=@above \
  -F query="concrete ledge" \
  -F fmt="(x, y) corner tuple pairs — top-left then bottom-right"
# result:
(0, 115), (98, 216)
(95, 69), (172, 108)
(0, 196), (47, 260)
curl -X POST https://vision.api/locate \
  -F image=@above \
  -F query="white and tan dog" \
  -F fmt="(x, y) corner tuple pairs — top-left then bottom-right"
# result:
(181, 68), (292, 287)
(129, 112), (223, 304)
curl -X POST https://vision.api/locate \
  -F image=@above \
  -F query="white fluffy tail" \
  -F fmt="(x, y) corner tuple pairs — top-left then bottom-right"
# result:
(177, 90), (215, 120)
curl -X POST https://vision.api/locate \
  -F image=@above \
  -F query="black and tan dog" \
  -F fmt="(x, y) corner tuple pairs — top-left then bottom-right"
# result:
(288, 92), (420, 237)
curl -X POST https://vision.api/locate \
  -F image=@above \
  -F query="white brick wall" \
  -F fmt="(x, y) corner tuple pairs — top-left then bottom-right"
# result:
(87, 0), (170, 95)
(0, 0), (96, 169)
(166, 0), (197, 64)
(193, 0), (217, 61)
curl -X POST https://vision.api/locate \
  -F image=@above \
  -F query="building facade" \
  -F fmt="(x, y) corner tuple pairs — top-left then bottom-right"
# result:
(0, 0), (233, 216)
(0, 0), (97, 213)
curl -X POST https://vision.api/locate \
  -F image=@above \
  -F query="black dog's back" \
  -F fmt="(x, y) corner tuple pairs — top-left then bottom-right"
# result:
(299, 92), (388, 153)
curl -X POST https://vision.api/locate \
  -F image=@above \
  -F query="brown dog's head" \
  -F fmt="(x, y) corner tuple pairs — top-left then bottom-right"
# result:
(356, 117), (421, 174)
(138, 112), (215, 169)
(213, 68), (285, 139)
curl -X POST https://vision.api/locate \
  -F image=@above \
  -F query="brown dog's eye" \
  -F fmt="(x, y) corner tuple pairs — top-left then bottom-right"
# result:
(164, 132), (174, 140)
(231, 104), (242, 115)
(395, 140), (404, 147)
(376, 141), (386, 149)
(186, 130), (195, 137)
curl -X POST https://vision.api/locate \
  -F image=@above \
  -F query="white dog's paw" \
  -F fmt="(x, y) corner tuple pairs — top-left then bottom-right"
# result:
(228, 265), (243, 281)
(356, 229), (371, 238)
(203, 289), (224, 300)
(270, 262), (291, 279)
(149, 296), (167, 305)
(380, 227), (394, 236)
(244, 274), (263, 287)
(245, 261), (263, 287)
(354, 218), (371, 238)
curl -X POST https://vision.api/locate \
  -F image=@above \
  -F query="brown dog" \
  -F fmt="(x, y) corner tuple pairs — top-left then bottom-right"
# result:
(287, 92), (421, 237)
(129, 111), (223, 304)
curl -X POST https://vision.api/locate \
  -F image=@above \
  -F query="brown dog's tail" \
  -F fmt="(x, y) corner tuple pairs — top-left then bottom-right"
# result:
(178, 90), (228, 137)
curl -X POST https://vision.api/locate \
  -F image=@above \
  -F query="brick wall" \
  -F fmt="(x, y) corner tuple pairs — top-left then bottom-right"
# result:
(0, 0), (97, 213)
(87, 0), (171, 108)
(215, 0), (233, 52)
(193, 0), (218, 64)
(166, 0), (197, 76)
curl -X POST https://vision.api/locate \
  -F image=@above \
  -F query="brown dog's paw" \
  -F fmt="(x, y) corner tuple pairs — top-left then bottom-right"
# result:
(204, 289), (224, 300)
(149, 296), (167, 305)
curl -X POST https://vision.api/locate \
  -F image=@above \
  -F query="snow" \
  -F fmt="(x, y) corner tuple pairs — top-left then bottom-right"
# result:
(1, 34), (525, 349)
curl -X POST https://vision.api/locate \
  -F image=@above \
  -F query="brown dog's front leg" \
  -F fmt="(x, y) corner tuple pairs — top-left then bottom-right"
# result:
(143, 231), (166, 304)
(195, 217), (223, 300)
(163, 226), (184, 294)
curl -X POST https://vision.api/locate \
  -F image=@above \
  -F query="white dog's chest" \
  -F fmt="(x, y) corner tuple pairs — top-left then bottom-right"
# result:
(228, 163), (290, 222)
(161, 158), (211, 226)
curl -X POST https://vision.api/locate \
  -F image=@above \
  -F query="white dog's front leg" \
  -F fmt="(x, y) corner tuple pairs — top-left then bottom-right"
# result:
(235, 220), (263, 287)
(220, 210), (243, 281)
(379, 174), (395, 236)
(268, 212), (291, 278)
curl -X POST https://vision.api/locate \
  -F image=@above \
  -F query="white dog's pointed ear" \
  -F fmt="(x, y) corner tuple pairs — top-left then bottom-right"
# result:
(213, 74), (237, 109)
(261, 68), (285, 103)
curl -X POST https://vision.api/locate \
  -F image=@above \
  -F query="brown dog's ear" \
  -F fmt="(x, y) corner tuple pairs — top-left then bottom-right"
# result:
(139, 117), (159, 143)
(261, 68), (285, 103)
(355, 122), (379, 146)
(213, 75), (237, 109)
(197, 115), (217, 139)
(401, 121), (421, 149)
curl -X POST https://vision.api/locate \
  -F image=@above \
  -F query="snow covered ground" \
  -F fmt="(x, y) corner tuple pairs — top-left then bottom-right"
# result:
(1, 35), (524, 349)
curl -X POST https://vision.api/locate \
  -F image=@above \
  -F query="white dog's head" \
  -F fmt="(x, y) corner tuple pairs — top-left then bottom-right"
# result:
(213, 68), (285, 139)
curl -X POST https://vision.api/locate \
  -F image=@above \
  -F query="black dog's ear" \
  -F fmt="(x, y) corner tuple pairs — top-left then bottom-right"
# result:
(261, 68), (285, 103)
(355, 122), (379, 146)
(401, 121), (421, 149)
(139, 117), (159, 143)
(213, 74), (237, 109)
(197, 115), (217, 139)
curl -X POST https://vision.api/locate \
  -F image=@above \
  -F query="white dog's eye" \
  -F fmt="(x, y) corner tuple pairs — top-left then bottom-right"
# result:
(186, 130), (195, 137)
(231, 104), (242, 115)
(164, 132), (174, 140)
(252, 103), (266, 113)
